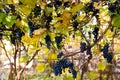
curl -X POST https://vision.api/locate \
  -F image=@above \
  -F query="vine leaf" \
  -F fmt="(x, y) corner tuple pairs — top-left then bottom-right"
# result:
(112, 15), (120, 27)
(36, 63), (46, 72)
(98, 62), (106, 71)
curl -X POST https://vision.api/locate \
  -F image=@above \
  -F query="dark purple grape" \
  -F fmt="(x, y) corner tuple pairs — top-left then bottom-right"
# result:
(10, 34), (15, 45)
(101, 44), (109, 58)
(28, 20), (35, 37)
(71, 69), (77, 79)
(53, 61), (62, 75)
(106, 52), (113, 63)
(80, 42), (86, 52)
(54, 0), (62, 8)
(92, 27), (99, 42)
(55, 35), (63, 49)
(0, 33), (3, 39)
(86, 46), (92, 59)
(45, 34), (51, 49)
(57, 51), (63, 58)
(46, 16), (52, 23)
(108, 4), (116, 12)
(14, 28), (23, 39)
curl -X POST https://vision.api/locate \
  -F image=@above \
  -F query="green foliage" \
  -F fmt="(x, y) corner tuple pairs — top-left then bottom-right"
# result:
(0, 0), (120, 80)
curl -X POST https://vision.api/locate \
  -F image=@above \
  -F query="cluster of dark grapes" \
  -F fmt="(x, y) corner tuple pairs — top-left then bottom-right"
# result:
(53, 58), (77, 79)
(80, 42), (86, 52)
(45, 34), (52, 49)
(92, 27), (99, 42)
(32, 5), (41, 17)
(85, 2), (99, 17)
(80, 42), (92, 59)
(28, 20), (35, 37)
(57, 51), (64, 58)
(55, 35), (63, 49)
(101, 44), (113, 63)
(10, 28), (24, 44)
(28, 20), (39, 37)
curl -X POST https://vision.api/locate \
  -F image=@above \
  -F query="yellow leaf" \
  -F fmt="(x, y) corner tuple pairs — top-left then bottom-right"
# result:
(81, 0), (91, 3)
(98, 62), (106, 71)
(36, 63), (45, 72)
(47, 53), (57, 60)
(17, 5), (32, 15)
(22, 34), (41, 47)
(71, 4), (84, 15)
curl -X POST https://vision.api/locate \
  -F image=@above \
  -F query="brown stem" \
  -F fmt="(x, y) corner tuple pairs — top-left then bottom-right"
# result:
(15, 50), (39, 80)
(0, 39), (11, 63)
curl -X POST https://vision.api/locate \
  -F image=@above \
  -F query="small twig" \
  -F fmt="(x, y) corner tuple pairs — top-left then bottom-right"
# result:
(0, 39), (11, 63)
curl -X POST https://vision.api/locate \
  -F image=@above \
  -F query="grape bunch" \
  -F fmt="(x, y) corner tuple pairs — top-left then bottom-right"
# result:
(101, 44), (113, 63)
(14, 28), (24, 39)
(32, 5), (41, 17)
(85, 2), (99, 16)
(28, 20), (35, 37)
(53, 58), (77, 79)
(92, 27), (99, 42)
(80, 42), (86, 52)
(45, 34), (52, 49)
(10, 28), (24, 44)
(55, 35), (63, 49)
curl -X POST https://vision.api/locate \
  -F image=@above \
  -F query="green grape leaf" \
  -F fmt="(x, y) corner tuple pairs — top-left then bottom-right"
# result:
(36, 63), (46, 72)
(87, 71), (98, 80)
(2, 15), (16, 27)
(0, 12), (6, 23)
(98, 62), (106, 71)
(112, 15), (120, 27)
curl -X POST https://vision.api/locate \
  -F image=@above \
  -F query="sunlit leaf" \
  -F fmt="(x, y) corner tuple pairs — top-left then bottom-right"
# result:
(87, 71), (98, 80)
(17, 5), (32, 15)
(2, 15), (16, 27)
(36, 63), (45, 72)
(81, 0), (91, 3)
(0, 12), (6, 23)
(98, 62), (106, 71)
(112, 15), (120, 27)
(71, 4), (84, 15)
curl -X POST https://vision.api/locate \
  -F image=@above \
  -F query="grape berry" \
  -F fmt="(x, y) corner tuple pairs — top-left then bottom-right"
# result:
(101, 44), (113, 63)
(45, 34), (52, 49)
(55, 35), (63, 49)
